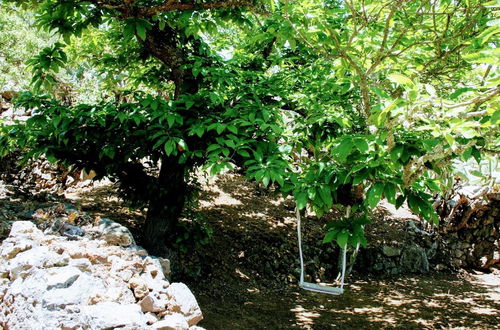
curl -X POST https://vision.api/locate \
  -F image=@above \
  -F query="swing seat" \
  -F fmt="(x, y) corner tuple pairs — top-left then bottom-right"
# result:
(300, 282), (344, 295)
(295, 207), (355, 295)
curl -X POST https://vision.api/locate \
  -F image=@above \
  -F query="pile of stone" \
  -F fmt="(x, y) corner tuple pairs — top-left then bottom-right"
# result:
(357, 185), (499, 275)
(357, 220), (439, 275)
(436, 186), (499, 269)
(0, 221), (204, 329)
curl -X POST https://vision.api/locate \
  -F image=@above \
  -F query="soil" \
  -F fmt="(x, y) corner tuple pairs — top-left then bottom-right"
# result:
(0, 173), (499, 329)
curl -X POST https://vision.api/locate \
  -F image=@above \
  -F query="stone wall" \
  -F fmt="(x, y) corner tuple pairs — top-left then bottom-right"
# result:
(437, 189), (499, 269)
(0, 221), (204, 329)
(357, 188), (499, 275)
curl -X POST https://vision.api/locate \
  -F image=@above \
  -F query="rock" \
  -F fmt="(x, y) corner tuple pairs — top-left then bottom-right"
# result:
(7, 246), (69, 280)
(0, 221), (203, 329)
(69, 258), (92, 272)
(139, 294), (168, 313)
(382, 246), (402, 257)
(45, 266), (81, 290)
(140, 271), (170, 293)
(0, 237), (35, 259)
(152, 313), (189, 330)
(145, 312), (159, 325)
(166, 283), (203, 326)
(129, 274), (149, 299)
(81, 302), (147, 329)
(43, 273), (106, 308)
(400, 246), (429, 273)
(144, 256), (166, 280)
(159, 257), (171, 276)
(93, 218), (135, 246)
(9, 221), (39, 236)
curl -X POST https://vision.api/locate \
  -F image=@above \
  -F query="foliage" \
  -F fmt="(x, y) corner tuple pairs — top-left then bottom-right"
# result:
(0, 0), (498, 253)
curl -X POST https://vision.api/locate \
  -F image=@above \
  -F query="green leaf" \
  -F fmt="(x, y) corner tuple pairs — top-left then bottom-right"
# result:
(491, 110), (500, 124)
(136, 23), (147, 41)
(237, 149), (250, 157)
(366, 182), (384, 208)
(390, 145), (404, 162)
(319, 186), (333, 209)
(185, 99), (195, 110)
(295, 191), (308, 210)
(387, 73), (415, 87)
(471, 147), (481, 164)
(426, 179), (441, 192)
(159, 19), (166, 31)
(335, 138), (354, 161)
(323, 230), (338, 244)
(336, 231), (349, 248)
(262, 175), (270, 187)
(178, 139), (188, 151)
(353, 138), (369, 153)
(395, 195), (406, 209)
(384, 183), (397, 205)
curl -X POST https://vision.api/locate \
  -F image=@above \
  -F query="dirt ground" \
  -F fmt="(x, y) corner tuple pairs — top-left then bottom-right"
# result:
(1, 173), (499, 329)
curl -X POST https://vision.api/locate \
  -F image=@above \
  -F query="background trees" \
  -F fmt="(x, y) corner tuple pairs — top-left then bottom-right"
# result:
(0, 0), (498, 255)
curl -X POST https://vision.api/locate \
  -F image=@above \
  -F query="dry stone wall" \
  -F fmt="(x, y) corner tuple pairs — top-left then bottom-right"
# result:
(357, 187), (499, 275)
(0, 221), (204, 329)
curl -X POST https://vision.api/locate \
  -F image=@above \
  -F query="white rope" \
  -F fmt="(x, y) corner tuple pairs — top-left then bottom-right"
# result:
(296, 206), (348, 295)
(296, 207), (305, 286)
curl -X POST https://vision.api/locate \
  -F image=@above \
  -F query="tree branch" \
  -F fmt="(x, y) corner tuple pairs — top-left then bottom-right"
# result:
(138, 0), (253, 16)
(444, 87), (500, 110)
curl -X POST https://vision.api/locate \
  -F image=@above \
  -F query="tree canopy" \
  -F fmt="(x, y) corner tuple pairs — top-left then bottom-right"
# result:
(0, 0), (498, 254)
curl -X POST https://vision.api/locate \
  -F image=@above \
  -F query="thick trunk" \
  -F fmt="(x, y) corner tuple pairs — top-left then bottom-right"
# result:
(140, 24), (200, 254)
(142, 156), (186, 254)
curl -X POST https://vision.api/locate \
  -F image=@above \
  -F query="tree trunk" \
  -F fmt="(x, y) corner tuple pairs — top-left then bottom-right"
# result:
(142, 156), (186, 254)
(140, 24), (200, 254)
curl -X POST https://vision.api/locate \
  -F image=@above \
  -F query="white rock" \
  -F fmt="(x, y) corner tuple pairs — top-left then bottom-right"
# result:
(129, 274), (150, 299)
(139, 294), (168, 313)
(8, 246), (69, 280)
(159, 257), (171, 275)
(43, 273), (106, 308)
(0, 221), (202, 330)
(145, 312), (159, 325)
(0, 278), (10, 298)
(140, 271), (170, 293)
(81, 302), (147, 328)
(152, 313), (189, 330)
(166, 283), (203, 326)
(69, 258), (92, 272)
(0, 238), (35, 259)
(46, 266), (82, 289)
(9, 221), (40, 236)
(95, 218), (136, 246)
(144, 256), (166, 280)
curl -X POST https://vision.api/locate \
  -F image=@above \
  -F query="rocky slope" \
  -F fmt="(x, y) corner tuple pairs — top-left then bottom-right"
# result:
(0, 221), (203, 329)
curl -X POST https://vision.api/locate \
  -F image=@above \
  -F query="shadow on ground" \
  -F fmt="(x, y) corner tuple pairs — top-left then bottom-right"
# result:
(1, 175), (499, 329)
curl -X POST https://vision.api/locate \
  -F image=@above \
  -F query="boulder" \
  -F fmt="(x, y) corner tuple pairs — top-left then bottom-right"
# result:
(89, 218), (136, 246)
(382, 246), (402, 257)
(0, 221), (204, 329)
(400, 245), (429, 273)
(166, 283), (203, 326)
(81, 302), (147, 329)
(152, 313), (189, 330)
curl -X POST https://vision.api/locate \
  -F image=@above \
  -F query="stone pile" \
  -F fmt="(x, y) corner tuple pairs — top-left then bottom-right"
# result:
(0, 221), (204, 329)
(357, 186), (499, 275)
(436, 187), (499, 269)
(357, 220), (438, 275)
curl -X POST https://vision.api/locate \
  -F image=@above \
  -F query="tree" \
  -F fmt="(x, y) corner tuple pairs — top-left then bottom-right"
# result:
(1, 0), (287, 254)
(0, 0), (498, 258)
